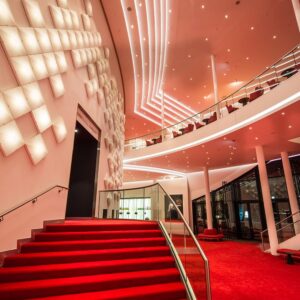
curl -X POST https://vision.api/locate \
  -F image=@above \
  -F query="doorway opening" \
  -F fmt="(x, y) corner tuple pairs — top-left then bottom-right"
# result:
(66, 121), (100, 218)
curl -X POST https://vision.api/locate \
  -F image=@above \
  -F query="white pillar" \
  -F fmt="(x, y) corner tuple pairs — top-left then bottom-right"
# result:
(291, 0), (300, 32)
(203, 166), (213, 229)
(281, 151), (300, 233)
(210, 54), (220, 119)
(256, 146), (278, 255)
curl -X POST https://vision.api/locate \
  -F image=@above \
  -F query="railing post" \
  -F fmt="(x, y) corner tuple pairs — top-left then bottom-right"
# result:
(210, 54), (220, 119)
(203, 166), (213, 230)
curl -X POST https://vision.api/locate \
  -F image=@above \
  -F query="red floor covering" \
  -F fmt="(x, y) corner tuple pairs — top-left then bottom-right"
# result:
(200, 240), (300, 300)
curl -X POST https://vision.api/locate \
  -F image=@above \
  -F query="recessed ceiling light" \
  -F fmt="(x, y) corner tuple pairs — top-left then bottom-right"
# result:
(207, 65), (210, 68)
(224, 73), (227, 76)
(273, 35), (277, 39)
(130, 24), (134, 29)
(288, 125), (292, 129)
(168, 9), (172, 13)
(206, 151), (209, 154)
(250, 26), (254, 30)
(187, 54), (192, 58)
(246, 57), (249, 60)
(223, 137), (227, 140)
(186, 95), (190, 98)
(143, 37), (146, 41)
(255, 137), (258, 140)
(139, 2), (142, 7)
(281, 112), (285, 115)
(189, 77), (193, 81)
(249, 126), (252, 130)
(201, 4), (205, 9)
(173, 87), (176, 91)
(205, 37), (208, 41)
(227, 48), (231, 52)
(225, 14), (229, 19)
(203, 85), (206, 88)
(229, 157), (232, 160)
(172, 68), (175, 71)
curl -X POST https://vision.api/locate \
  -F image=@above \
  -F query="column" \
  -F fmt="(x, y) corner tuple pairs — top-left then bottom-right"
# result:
(203, 166), (213, 229)
(291, 0), (300, 32)
(255, 146), (278, 255)
(210, 54), (220, 119)
(281, 151), (300, 233)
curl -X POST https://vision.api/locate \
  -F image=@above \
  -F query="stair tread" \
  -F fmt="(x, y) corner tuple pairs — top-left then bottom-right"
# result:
(4, 246), (171, 267)
(29, 282), (186, 300)
(0, 256), (175, 281)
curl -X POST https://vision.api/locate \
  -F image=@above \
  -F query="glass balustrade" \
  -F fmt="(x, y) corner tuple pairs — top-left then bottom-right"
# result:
(99, 183), (211, 300)
(125, 44), (300, 151)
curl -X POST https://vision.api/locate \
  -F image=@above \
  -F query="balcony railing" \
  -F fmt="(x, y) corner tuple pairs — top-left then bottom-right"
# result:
(125, 44), (300, 151)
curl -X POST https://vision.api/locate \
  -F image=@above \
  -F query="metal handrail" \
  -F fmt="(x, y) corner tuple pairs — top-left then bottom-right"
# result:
(125, 43), (300, 145)
(261, 210), (300, 235)
(0, 185), (69, 221)
(275, 219), (300, 235)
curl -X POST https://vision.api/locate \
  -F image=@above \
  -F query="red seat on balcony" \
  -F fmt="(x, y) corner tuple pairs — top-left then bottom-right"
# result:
(155, 135), (162, 143)
(183, 123), (194, 134)
(226, 104), (238, 114)
(207, 112), (217, 124)
(198, 228), (224, 241)
(173, 131), (182, 138)
(194, 121), (204, 129)
(267, 79), (279, 89)
(249, 87), (264, 102)
(146, 140), (154, 146)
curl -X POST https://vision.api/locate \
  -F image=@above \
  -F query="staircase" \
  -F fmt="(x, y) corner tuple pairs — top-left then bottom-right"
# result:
(0, 220), (187, 300)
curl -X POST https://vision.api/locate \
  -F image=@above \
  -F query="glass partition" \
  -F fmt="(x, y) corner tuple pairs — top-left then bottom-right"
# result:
(125, 44), (300, 151)
(99, 183), (211, 300)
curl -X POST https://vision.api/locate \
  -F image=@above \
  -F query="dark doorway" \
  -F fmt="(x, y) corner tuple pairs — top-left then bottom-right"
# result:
(66, 122), (99, 217)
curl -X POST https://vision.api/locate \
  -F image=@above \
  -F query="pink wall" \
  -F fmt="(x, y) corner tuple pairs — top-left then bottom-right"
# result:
(0, 1), (124, 222)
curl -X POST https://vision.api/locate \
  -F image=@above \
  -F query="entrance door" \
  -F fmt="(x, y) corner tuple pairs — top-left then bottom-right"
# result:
(66, 122), (99, 217)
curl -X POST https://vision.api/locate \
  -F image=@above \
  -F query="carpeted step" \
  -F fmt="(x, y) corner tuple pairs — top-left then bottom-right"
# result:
(44, 222), (159, 232)
(0, 256), (175, 282)
(3, 246), (171, 267)
(0, 268), (181, 300)
(20, 237), (166, 253)
(34, 229), (162, 242)
(29, 282), (187, 300)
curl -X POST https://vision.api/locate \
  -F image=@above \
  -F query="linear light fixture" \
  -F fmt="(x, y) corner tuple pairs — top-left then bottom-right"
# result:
(123, 164), (186, 177)
(26, 134), (48, 164)
(124, 91), (300, 163)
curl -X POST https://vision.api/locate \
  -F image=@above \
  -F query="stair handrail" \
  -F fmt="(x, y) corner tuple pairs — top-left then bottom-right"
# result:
(0, 185), (69, 221)
(260, 209), (300, 235)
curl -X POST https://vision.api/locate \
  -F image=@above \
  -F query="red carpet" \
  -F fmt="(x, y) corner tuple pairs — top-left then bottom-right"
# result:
(0, 220), (187, 300)
(200, 240), (300, 300)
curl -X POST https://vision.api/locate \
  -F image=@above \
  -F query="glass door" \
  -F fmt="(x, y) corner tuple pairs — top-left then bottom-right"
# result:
(238, 203), (252, 239)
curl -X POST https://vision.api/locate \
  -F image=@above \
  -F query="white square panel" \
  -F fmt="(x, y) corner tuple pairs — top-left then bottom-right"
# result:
(71, 10), (80, 30)
(31, 105), (51, 132)
(83, 31), (89, 47)
(92, 78), (99, 92)
(52, 116), (67, 143)
(23, 82), (44, 109)
(0, 26), (26, 57)
(87, 32), (94, 47)
(0, 0), (15, 26)
(0, 121), (24, 156)
(11, 56), (36, 85)
(84, 0), (93, 17)
(44, 53), (59, 76)
(87, 64), (96, 79)
(49, 5), (65, 29)
(49, 74), (65, 98)
(29, 54), (48, 80)
(26, 134), (48, 164)
(58, 30), (70, 50)
(56, 0), (68, 8)
(0, 93), (12, 126)
(48, 29), (63, 51)
(75, 31), (84, 48)
(35, 28), (52, 53)
(19, 27), (41, 55)
(81, 14), (91, 31)
(71, 50), (82, 68)
(3, 86), (31, 118)
(68, 30), (77, 49)
(85, 81), (94, 98)
(22, 0), (45, 28)
(54, 51), (68, 73)
(62, 8), (72, 29)
(79, 49), (87, 66)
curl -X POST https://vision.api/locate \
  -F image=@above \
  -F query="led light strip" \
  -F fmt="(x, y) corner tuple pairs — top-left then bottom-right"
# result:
(123, 164), (186, 177)
(124, 91), (300, 163)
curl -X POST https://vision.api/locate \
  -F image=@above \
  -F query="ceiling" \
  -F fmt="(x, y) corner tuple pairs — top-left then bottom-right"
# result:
(102, 0), (300, 139)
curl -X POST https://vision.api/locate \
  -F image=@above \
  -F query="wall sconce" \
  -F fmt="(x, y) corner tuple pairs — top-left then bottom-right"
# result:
(58, 30), (70, 50)
(3, 87), (30, 118)
(26, 134), (48, 164)
(75, 31), (84, 48)
(48, 29), (63, 51)
(35, 28), (53, 53)
(57, 0), (68, 8)
(32, 105), (52, 132)
(0, 93), (12, 126)
(55, 51), (68, 73)
(0, 26), (26, 57)
(23, 82), (44, 110)
(81, 14), (91, 31)
(52, 116), (67, 143)
(71, 50), (82, 68)
(85, 81), (94, 98)
(44, 53), (59, 76)
(49, 74), (65, 98)
(62, 8), (73, 29)
(68, 30), (77, 48)
(22, 0), (45, 28)
(0, 121), (24, 156)
(0, 0), (15, 26)
(49, 5), (65, 29)
(70, 10), (80, 30)
(19, 27), (41, 55)
(84, 0), (93, 16)
(29, 54), (48, 80)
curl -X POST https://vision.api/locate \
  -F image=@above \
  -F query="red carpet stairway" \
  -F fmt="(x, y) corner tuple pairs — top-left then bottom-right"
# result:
(0, 220), (187, 300)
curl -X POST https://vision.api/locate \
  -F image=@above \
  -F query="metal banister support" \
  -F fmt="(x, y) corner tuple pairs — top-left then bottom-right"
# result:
(0, 185), (69, 221)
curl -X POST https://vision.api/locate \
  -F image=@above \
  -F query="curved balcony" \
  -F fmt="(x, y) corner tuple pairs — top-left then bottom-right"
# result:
(125, 44), (300, 152)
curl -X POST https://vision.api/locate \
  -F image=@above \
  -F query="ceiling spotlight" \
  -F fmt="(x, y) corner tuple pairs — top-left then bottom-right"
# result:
(201, 4), (205, 9)
(246, 57), (249, 60)
(172, 68), (175, 71)
(249, 126), (252, 130)
(288, 125), (292, 129)
(205, 37), (208, 41)
(225, 14), (229, 19)
(255, 137), (258, 140)
(281, 112), (285, 115)
(139, 2), (142, 7)
(187, 54), (192, 58)
(130, 24), (134, 29)
(227, 48), (231, 52)
(169, 9), (172, 13)
(189, 77), (193, 81)
(250, 26), (254, 30)
(273, 35), (277, 39)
